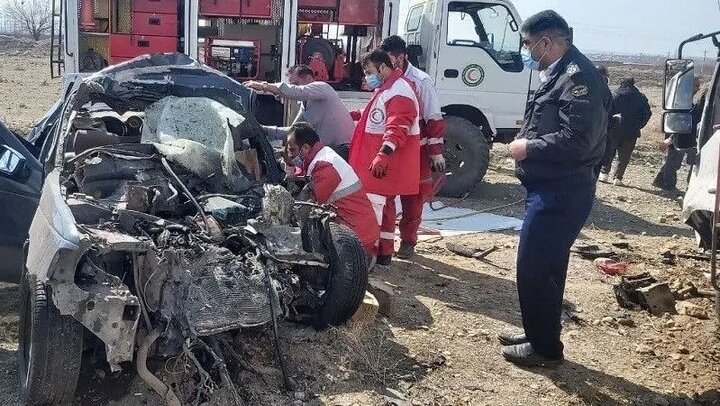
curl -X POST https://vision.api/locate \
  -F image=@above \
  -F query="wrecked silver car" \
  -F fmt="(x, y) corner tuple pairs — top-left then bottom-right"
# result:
(7, 54), (368, 404)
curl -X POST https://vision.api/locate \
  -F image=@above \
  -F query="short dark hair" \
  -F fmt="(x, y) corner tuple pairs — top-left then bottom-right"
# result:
(289, 65), (315, 78)
(520, 10), (572, 44)
(289, 122), (320, 147)
(619, 77), (635, 88)
(380, 35), (407, 56)
(361, 49), (393, 69)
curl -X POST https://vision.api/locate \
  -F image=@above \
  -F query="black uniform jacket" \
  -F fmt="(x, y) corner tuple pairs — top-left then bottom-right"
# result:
(516, 45), (612, 187)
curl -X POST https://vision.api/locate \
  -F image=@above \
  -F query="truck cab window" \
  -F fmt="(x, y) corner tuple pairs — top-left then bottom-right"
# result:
(446, 2), (523, 72)
(406, 5), (424, 32)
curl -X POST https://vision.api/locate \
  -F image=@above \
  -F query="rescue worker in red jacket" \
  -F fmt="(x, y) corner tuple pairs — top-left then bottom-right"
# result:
(348, 49), (421, 266)
(286, 122), (380, 258)
(381, 35), (445, 259)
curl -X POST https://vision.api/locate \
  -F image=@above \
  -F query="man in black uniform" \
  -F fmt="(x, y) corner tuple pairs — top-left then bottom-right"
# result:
(500, 10), (612, 367)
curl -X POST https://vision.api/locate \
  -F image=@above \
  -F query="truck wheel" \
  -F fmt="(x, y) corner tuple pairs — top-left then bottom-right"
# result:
(315, 223), (369, 329)
(18, 272), (83, 405)
(439, 116), (490, 198)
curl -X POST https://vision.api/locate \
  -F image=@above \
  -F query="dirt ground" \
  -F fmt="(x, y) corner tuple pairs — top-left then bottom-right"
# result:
(0, 51), (719, 406)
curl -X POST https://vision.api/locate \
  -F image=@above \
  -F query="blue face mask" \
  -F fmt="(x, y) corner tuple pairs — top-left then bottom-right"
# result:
(365, 74), (382, 90)
(521, 39), (548, 71)
(521, 47), (540, 71)
(292, 155), (303, 167)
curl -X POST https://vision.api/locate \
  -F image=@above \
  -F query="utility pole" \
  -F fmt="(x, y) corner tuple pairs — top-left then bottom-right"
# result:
(701, 50), (707, 76)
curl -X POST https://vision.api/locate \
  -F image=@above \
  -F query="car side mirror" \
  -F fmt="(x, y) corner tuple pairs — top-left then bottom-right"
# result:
(0, 145), (26, 177)
(663, 59), (695, 111)
(663, 112), (693, 135)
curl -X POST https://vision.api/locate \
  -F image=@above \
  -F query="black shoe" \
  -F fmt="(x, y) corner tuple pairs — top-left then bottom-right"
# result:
(501, 343), (563, 368)
(396, 242), (415, 259)
(376, 255), (392, 266)
(497, 331), (528, 346)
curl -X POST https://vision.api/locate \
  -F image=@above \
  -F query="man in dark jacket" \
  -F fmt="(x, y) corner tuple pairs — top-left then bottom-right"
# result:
(501, 10), (612, 367)
(598, 78), (652, 186)
(653, 79), (706, 191)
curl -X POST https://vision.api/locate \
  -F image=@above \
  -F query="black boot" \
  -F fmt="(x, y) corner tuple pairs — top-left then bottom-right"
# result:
(376, 255), (392, 266)
(501, 342), (563, 368)
(396, 242), (415, 259)
(497, 331), (528, 346)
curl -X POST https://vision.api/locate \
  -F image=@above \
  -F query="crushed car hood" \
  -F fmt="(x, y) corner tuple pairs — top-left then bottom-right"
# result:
(64, 52), (283, 184)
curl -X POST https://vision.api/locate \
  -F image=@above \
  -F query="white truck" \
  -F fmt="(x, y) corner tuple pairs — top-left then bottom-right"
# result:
(51, 0), (535, 196)
(663, 30), (720, 322)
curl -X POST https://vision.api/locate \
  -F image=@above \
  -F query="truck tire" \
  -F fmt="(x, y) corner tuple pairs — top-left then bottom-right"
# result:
(315, 223), (369, 329)
(18, 272), (83, 405)
(439, 115), (490, 198)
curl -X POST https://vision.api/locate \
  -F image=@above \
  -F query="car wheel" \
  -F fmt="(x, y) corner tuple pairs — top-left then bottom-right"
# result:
(438, 115), (490, 198)
(18, 272), (83, 405)
(314, 223), (369, 329)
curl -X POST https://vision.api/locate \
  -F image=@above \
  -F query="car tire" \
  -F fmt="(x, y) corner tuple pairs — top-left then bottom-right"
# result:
(18, 272), (83, 405)
(438, 115), (490, 198)
(314, 223), (369, 329)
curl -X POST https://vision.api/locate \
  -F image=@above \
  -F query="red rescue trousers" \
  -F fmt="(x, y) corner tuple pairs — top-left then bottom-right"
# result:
(379, 152), (434, 255)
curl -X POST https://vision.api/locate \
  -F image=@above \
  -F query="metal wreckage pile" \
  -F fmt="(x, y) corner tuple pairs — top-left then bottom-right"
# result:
(48, 55), (368, 404)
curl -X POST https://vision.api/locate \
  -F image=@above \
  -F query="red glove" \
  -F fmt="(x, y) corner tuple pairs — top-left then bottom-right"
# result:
(350, 110), (362, 121)
(369, 153), (390, 178)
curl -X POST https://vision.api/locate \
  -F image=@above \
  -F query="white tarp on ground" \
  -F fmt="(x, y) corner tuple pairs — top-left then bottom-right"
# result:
(394, 199), (524, 240)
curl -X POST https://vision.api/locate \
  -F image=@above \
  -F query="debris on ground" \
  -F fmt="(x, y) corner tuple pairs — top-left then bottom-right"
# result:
(594, 257), (629, 276)
(571, 243), (616, 259)
(446, 242), (499, 259)
(669, 279), (701, 300)
(367, 278), (396, 317)
(614, 273), (676, 315)
(675, 301), (709, 319)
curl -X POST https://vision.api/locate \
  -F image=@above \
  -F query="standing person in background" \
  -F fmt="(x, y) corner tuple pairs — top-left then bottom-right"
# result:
(380, 35), (445, 259)
(245, 65), (355, 160)
(598, 77), (652, 186)
(500, 10), (611, 367)
(348, 49), (421, 267)
(653, 78), (706, 192)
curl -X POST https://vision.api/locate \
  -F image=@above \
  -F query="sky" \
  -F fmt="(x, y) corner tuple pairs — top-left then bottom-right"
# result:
(399, 0), (720, 58)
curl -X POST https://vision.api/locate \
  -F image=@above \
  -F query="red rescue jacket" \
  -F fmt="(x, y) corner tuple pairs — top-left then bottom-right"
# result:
(302, 143), (379, 256)
(348, 69), (421, 196)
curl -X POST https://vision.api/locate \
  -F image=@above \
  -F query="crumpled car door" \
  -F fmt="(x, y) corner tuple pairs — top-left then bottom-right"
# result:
(0, 121), (43, 282)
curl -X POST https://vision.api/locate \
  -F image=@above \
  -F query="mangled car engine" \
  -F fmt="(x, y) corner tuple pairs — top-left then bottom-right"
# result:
(52, 92), (368, 403)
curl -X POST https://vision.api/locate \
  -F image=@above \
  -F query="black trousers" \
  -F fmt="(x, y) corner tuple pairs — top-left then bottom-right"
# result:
(653, 146), (696, 190)
(600, 133), (637, 180)
(517, 180), (596, 357)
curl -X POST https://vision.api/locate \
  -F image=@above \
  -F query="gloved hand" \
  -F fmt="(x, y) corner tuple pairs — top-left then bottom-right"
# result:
(369, 153), (390, 178)
(430, 154), (446, 172)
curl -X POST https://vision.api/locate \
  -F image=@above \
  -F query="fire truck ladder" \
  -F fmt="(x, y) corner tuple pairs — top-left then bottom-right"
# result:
(49, 0), (66, 79)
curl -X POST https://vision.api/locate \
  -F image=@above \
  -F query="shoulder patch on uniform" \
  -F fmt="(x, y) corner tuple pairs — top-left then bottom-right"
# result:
(565, 62), (581, 77)
(571, 84), (589, 97)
